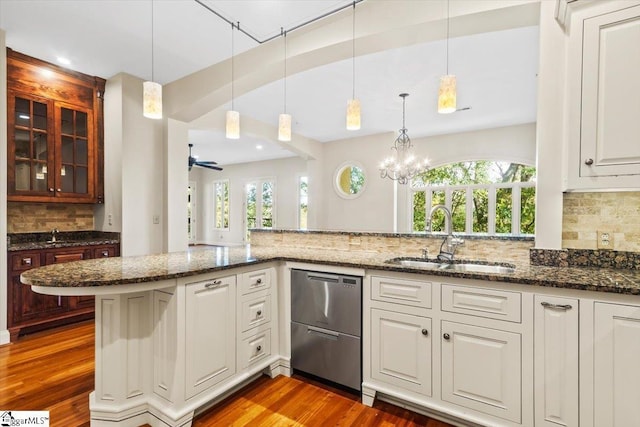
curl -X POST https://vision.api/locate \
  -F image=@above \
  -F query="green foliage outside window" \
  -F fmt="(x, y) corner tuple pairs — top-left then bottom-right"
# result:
(412, 161), (536, 235)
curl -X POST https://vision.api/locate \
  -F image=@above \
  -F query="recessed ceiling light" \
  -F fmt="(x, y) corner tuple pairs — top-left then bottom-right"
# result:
(57, 57), (71, 66)
(256, 145), (263, 150)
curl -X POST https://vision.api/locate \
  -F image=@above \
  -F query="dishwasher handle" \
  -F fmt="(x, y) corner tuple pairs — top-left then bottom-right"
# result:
(307, 325), (340, 340)
(307, 273), (340, 283)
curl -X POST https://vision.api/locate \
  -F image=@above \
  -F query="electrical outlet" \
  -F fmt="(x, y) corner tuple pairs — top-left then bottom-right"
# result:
(107, 214), (113, 226)
(153, 214), (160, 225)
(597, 230), (613, 250)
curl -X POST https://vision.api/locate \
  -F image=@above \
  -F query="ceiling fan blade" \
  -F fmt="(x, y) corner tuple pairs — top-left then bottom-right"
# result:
(196, 162), (223, 171)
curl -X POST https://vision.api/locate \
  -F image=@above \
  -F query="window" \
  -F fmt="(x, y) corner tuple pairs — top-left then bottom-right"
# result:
(245, 179), (276, 241)
(411, 161), (536, 235)
(299, 176), (308, 229)
(213, 180), (229, 230)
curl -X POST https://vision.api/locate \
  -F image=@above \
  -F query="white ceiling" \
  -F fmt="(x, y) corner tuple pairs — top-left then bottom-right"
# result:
(0, 0), (539, 167)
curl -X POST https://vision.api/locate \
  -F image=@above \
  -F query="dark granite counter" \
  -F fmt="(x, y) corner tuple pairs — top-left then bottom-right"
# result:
(8, 231), (120, 252)
(20, 245), (640, 296)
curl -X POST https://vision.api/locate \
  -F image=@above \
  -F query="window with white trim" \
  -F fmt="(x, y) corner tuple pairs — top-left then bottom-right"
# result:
(410, 161), (536, 235)
(298, 176), (308, 230)
(213, 179), (229, 230)
(245, 178), (276, 242)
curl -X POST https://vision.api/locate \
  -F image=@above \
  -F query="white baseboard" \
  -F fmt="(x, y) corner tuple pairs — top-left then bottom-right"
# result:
(0, 329), (9, 345)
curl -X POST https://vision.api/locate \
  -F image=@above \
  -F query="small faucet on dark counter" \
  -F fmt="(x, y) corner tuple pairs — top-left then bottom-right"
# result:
(50, 228), (60, 243)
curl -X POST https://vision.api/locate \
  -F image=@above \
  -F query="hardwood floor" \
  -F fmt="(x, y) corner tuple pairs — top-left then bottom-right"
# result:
(0, 322), (453, 427)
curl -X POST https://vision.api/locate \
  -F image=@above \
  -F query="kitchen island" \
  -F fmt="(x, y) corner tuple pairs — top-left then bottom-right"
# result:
(21, 243), (640, 427)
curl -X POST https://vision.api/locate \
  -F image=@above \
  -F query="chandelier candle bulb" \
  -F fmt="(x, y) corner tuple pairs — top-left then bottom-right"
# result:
(346, 98), (361, 130)
(226, 110), (240, 139)
(278, 113), (292, 142)
(438, 74), (457, 114)
(143, 81), (162, 119)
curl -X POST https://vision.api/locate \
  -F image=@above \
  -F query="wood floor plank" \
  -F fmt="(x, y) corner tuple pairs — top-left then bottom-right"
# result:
(1, 322), (454, 427)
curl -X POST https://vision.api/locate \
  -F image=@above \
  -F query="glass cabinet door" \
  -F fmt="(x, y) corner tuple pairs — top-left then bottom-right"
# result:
(9, 94), (54, 195)
(56, 105), (93, 197)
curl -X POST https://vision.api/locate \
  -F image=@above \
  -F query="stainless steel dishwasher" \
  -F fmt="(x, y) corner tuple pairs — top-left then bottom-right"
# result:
(291, 269), (362, 391)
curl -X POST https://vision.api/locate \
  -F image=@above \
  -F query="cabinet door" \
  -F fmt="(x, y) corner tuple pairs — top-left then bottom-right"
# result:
(580, 5), (640, 178)
(185, 276), (236, 399)
(7, 92), (55, 197)
(11, 274), (66, 324)
(370, 309), (432, 396)
(534, 296), (579, 427)
(594, 303), (640, 427)
(54, 103), (95, 200)
(441, 321), (521, 423)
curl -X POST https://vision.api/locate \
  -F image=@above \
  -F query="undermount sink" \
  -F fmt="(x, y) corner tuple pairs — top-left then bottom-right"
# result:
(387, 257), (515, 274)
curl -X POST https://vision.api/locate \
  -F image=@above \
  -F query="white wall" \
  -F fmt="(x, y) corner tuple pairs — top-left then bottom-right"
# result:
(0, 29), (9, 344)
(321, 123), (537, 232)
(190, 156), (307, 245)
(98, 73), (164, 256)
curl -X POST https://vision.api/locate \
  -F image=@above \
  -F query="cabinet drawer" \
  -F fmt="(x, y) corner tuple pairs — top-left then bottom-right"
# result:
(11, 253), (41, 271)
(240, 268), (272, 295)
(371, 276), (432, 309)
(45, 250), (89, 264)
(241, 294), (271, 332)
(240, 329), (272, 369)
(94, 247), (116, 258)
(442, 284), (521, 323)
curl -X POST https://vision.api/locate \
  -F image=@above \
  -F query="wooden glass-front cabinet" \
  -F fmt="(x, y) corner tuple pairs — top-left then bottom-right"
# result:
(7, 48), (105, 203)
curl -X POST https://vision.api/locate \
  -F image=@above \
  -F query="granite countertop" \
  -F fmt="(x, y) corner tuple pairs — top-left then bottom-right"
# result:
(19, 245), (640, 295)
(8, 231), (120, 252)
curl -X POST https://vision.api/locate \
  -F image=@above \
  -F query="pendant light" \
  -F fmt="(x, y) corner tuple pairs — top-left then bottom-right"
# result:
(380, 93), (429, 185)
(226, 22), (240, 139)
(346, 1), (361, 130)
(143, 0), (162, 119)
(278, 30), (292, 142)
(438, 0), (456, 114)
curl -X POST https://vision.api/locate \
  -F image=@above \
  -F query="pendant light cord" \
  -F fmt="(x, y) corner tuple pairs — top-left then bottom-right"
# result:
(446, 0), (450, 75)
(231, 22), (235, 110)
(283, 29), (287, 113)
(151, 0), (155, 82)
(352, 1), (356, 100)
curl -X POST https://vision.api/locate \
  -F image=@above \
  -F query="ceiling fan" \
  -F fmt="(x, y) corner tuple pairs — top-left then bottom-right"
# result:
(188, 143), (223, 172)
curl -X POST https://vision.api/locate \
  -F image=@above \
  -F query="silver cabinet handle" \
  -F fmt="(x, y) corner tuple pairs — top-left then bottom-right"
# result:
(22, 257), (32, 266)
(56, 188), (61, 192)
(541, 301), (572, 310)
(205, 280), (223, 288)
(584, 158), (594, 166)
(49, 187), (54, 192)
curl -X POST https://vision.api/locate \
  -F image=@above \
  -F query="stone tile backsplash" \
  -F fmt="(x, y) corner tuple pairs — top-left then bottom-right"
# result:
(251, 230), (534, 265)
(7, 202), (95, 233)
(562, 192), (640, 253)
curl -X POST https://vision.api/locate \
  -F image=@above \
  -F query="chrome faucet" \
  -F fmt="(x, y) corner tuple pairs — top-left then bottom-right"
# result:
(51, 228), (60, 243)
(427, 205), (464, 261)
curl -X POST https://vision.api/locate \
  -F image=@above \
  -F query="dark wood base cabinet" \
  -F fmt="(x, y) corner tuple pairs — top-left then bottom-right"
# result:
(8, 243), (119, 341)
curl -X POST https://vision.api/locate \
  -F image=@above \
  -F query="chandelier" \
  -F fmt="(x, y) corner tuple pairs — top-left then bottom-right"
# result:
(379, 93), (429, 184)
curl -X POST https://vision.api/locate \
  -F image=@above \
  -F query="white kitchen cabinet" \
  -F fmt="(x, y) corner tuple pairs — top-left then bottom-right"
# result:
(593, 302), (640, 427)
(566, 1), (640, 189)
(441, 320), (522, 424)
(185, 275), (237, 399)
(534, 295), (579, 427)
(370, 308), (432, 396)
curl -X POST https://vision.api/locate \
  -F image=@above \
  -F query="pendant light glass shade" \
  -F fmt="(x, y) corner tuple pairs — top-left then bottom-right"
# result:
(278, 113), (292, 142)
(226, 110), (240, 139)
(143, 81), (162, 119)
(346, 99), (361, 130)
(438, 74), (456, 114)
